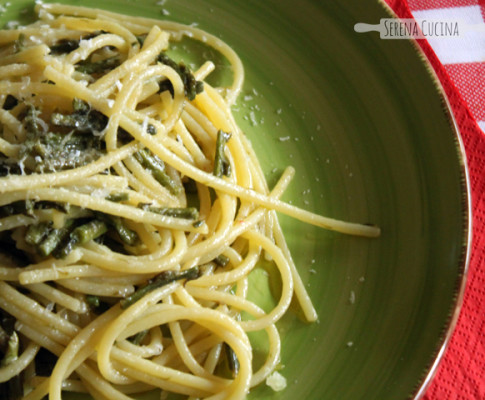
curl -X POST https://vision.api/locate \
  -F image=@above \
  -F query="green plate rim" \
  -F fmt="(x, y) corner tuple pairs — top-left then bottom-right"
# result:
(378, 3), (473, 397)
(0, 1), (473, 398)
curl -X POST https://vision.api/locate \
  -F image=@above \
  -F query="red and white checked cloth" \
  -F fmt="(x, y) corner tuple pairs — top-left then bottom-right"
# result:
(384, 1), (485, 399)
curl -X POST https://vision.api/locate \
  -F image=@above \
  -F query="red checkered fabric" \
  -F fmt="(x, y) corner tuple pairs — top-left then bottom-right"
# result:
(408, 0), (485, 133)
(384, 1), (485, 399)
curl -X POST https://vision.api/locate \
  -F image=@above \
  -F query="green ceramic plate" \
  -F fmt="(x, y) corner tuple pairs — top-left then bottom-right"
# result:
(0, 0), (470, 399)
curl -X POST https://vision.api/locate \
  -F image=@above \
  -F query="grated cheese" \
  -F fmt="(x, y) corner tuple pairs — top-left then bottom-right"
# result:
(266, 371), (287, 392)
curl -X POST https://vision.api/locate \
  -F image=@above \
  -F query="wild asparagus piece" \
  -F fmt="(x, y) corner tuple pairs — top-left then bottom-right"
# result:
(157, 52), (204, 100)
(214, 254), (230, 267)
(38, 219), (75, 257)
(0, 331), (19, 367)
(105, 192), (129, 203)
(134, 148), (180, 195)
(97, 213), (139, 246)
(213, 130), (231, 177)
(120, 267), (200, 309)
(224, 342), (240, 378)
(54, 219), (108, 259)
(138, 204), (199, 220)
(85, 294), (100, 309)
(75, 55), (120, 75)
(129, 330), (149, 345)
(51, 98), (108, 133)
(25, 222), (52, 246)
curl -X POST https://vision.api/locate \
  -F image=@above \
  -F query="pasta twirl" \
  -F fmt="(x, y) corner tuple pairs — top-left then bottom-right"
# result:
(0, 4), (380, 400)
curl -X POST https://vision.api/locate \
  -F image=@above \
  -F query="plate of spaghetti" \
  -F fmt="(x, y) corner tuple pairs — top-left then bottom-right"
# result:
(0, 1), (470, 399)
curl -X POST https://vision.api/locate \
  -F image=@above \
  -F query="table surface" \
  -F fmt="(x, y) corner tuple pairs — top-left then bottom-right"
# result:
(384, 1), (485, 399)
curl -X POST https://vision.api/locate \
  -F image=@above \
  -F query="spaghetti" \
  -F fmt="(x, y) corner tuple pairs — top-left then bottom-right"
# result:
(0, 3), (379, 400)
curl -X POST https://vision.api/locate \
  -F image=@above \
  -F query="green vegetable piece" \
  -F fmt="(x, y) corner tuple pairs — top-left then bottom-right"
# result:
(223, 342), (240, 378)
(120, 267), (200, 309)
(19, 99), (105, 174)
(139, 203), (199, 220)
(75, 55), (120, 75)
(37, 219), (75, 257)
(72, 97), (90, 113)
(51, 98), (107, 133)
(23, 104), (43, 136)
(86, 294), (100, 309)
(135, 34), (147, 47)
(128, 330), (149, 345)
(51, 111), (88, 129)
(105, 192), (129, 202)
(214, 254), (230, 267)
(73, 220), (108, 244)
(49, 31), (104, 55)
(85, 294), (110, 315)
(54, 219), (108, 259)
(0, 200), (35, 217)
(192, 220), (204, 228)
(98, 213), (139, 246)
(0, 328), (22, 399)
(157, 52), (204, 100)
(49, 38), (80, 55)
(25, 222), (52, 246)
(134, 149), (181, 195)
(146, 123), (157, 135)
(213, 130), (232, 177)
(14, 33), (25, 53)
(111, 217), (138, 246)
(1, 331), (19, 367)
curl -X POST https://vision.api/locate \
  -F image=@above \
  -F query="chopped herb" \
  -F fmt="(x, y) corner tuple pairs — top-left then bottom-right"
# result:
(20, 131), (105, 173)
(15, 100), (106, 174)
(51, 98), (108, 133)
(23, 104), (44, 136)
(120, 267), (200, 309)
(72, 97), (90, 113)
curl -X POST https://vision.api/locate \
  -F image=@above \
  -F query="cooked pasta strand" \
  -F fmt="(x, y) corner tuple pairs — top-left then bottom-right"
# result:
(0, 4), (379, 400)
